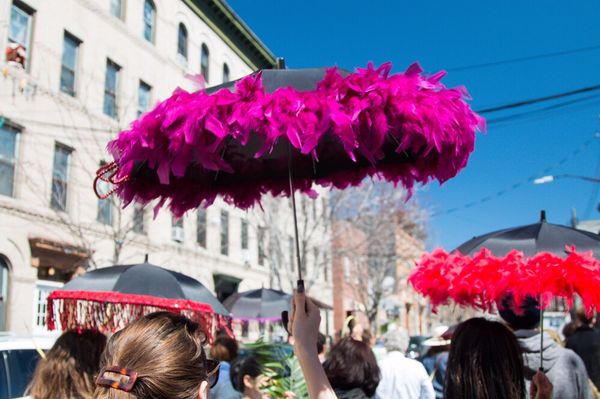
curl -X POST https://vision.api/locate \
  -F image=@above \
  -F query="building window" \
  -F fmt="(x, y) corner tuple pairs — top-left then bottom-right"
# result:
(50, 144), (71, 211)
(110, 0), (124, 19)
(60, 32), (80, 96)
(103, 59), (120, 118)
(0, 257), (8, 331)
(197, 209), (207, 247)
(34, 281), (63, 331)
(288, 235), (294, 271)
(343, 257), (350, 282)
(137, 80), (152, 117)
(172, 216), (184, 243)
(222, 63), (230, 83)
(133, 205), (144, 233)
(257, 227), (266, 266)
(97, 163), (113, 225)
(240, 219), (248, 250)
(143, 0), (156, 43)
(0, 123), (19, 197)
(177, 23), (188, 60)
(200, 44), (209, 84)
(220, 210), (229, 256)
(7, 2), (33, 69)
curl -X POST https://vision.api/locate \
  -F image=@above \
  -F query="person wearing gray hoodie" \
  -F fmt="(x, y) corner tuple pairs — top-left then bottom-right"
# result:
(499, 296), (592, 399)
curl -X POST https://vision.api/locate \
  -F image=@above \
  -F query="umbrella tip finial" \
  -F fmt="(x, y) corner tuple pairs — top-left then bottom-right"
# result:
(540, 210), (546, 222)
(276, 57), (286, 70)
(144, 253), (149, 263)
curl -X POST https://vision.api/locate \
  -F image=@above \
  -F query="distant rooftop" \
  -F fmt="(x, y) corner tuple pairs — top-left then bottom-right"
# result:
(576, 219), (600, 235)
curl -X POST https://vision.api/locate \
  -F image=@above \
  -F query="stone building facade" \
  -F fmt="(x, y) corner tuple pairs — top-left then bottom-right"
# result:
(0, 0), (333, 335)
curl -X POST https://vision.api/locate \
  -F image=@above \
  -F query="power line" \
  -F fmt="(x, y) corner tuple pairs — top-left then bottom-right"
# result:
(476, 83), (600, 114)
(431, 134), (600, 217)
(447, 43), (600, 73)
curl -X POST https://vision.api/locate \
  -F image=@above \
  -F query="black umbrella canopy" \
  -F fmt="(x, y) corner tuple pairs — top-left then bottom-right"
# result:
(61, 263), (229, 316)
(206, 66), (352, 95)
(456, 211), (600, 258)
(223, 288), (291, 320)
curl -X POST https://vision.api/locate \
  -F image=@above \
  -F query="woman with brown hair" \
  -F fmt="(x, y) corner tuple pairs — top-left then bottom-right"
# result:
(26, 329), (107, 399)
(445, 317), (552, 399)
(93, 312), (219, 399)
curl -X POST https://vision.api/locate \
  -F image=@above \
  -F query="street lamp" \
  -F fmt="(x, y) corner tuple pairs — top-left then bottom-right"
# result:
(533, 174), (600, 185)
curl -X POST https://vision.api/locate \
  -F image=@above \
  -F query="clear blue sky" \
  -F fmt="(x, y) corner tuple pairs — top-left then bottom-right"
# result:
(227, 0), (600, 250)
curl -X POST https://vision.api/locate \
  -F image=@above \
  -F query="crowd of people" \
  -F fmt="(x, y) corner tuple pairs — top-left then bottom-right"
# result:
(20, 292), (600, 399)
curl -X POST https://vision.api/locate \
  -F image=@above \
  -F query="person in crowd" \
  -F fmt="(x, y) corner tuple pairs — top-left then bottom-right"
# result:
(93, 311), (219, 399)
(566, 307), (600, 391)
(499, 296), (591, 399)
(323, 337), (380, 398)
(445, 317), (552, 399)
(420, 326), (451, 399)
(563, 321), (577, 341)
(26, 329), (106, 399)
(317, 333), (327, 363)
(376, 327), (434, 399)
(211, 335), (241, 399)
(344, 315), (364, 342)
(230, 355), (268, 399)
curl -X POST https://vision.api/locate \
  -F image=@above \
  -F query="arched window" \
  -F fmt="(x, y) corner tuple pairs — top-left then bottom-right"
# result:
(200, 43), (209, 83)
(143, 0), (156, 43)
(177, 23), (188, 60)
(222, 63), (230, 83)
(0, 256), (9, 331)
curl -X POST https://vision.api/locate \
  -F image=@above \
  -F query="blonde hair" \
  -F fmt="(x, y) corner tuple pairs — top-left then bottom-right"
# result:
(27, 330), (106, 399)
(93, 312), (211, 399)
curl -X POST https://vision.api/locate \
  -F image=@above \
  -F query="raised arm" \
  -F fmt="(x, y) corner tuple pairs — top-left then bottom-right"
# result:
(289, 291), (337, 399)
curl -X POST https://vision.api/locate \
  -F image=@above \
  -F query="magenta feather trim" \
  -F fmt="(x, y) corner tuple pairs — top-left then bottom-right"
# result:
(409, 248), (600, 314)
(104, 62), (484, 217)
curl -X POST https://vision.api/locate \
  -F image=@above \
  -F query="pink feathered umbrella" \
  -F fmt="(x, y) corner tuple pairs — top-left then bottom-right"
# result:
(96, 59), (484, 285)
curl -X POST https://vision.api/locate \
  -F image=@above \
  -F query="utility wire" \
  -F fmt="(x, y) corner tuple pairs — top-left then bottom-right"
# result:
(476, 83), (600, 114)
(447, 43), (600, 72)
(431, 134), (599, 217)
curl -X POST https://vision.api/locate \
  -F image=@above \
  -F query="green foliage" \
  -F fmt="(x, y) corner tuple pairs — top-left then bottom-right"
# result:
(244, 339), (309, 399)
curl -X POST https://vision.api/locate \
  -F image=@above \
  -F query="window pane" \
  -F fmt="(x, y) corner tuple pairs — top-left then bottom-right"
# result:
(0, 163), (15, 197)
(143, 0), (155, 42)
(62, 34), (78, 69)
(97, 186), (112, 225)
(60, 67), (75, 96)
(9, 5), (30, 46)
(177, 24), (187, 58)
(197, 209), (206, 247)
(241, 219), (248, 250)
(133, 206), (145, 233)
(258, 227), (266, 266)
(50, 145), (70, 211)
(137, 81), (151, 117)
(103, 60), (120, 118)
(200, 44), (209, 83)
(0, 125), (18, 159)
(110, 0), (122, 18)
(222, 63), (230, 83)
(220, 210), (229, 255)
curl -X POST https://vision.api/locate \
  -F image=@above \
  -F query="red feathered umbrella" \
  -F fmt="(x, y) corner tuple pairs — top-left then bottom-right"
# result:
(409, 211), (600, 369)
(96, 59), (484, 285)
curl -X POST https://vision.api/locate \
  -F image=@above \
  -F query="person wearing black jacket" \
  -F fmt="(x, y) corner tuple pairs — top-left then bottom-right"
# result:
(566, 307), (600, 391)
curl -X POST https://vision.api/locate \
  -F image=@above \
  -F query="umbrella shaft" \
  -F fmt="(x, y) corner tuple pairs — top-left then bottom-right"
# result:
(288, 144), (303, 282)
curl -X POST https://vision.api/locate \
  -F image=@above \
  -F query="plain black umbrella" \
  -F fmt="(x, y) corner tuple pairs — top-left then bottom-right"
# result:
(454, 210), (600, 370)
(223, 288), (291, 321)
(59, 262), (229, 315)
(456, 210), (600, 257)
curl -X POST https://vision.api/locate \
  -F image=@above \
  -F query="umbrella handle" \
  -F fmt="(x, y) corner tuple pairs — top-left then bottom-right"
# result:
(539, 296), (544, 372)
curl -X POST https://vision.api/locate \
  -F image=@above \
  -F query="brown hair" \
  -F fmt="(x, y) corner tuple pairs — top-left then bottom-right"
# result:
(323, 337), (381, 397)
(575, 306), (595, 326)
(445, 318), (526, 399)
(93, 312), (212, 399)
(27, 329), (107, 399)
(210, 335), (238, 362)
